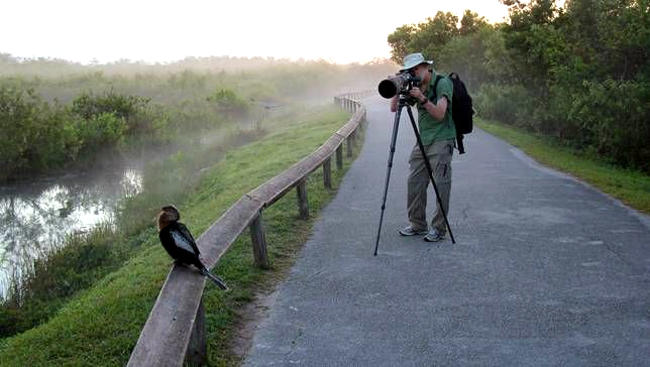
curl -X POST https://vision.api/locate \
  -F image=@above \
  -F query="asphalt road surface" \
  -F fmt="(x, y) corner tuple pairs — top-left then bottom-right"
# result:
(244, 97), (650, 366)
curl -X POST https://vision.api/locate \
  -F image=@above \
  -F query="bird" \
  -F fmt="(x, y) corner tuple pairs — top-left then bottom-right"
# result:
(157, 205), (228, 290)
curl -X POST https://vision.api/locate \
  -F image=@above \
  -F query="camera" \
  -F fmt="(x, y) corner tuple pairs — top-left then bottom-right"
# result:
(377, 71), (422, 100)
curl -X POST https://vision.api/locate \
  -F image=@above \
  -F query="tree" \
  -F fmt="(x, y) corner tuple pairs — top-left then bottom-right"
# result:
(409, 12), (459, 61)
(460, 10), (488, 36)
(387, 12), (459, 64)
(387, 25), (415, 64)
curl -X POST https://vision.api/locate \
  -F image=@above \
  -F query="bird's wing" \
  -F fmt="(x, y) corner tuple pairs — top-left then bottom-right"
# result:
(177, 223), (201, 255)
(170, 228), (198, 255)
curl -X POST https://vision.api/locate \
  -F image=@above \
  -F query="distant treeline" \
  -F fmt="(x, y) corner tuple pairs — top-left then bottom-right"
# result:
(0, 58), (395, 181)
(0, 53), (391, 77)
(388, 0), (650, 173)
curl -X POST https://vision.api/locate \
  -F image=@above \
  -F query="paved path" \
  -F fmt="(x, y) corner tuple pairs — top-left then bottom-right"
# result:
(244, 97), (650, 366)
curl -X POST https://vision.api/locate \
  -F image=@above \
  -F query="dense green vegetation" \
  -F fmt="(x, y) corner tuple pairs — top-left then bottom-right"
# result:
(0, 55), (392, 181)
(388, 0), (650, 173)
(0, 105), (359, 365)
(0, 87), (167, 180)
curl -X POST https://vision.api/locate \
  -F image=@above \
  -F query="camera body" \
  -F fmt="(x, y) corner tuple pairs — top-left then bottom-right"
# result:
(378, 71), (422, 103)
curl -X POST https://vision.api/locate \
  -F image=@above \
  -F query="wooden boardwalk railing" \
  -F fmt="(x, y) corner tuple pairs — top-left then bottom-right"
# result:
(127, 92), (369, 366)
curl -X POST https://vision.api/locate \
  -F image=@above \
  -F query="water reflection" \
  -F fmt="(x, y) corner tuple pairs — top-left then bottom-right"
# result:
(0, 167), (143, 298)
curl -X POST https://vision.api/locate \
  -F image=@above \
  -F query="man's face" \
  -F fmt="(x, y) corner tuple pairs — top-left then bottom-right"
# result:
(410, 63), (429, 79)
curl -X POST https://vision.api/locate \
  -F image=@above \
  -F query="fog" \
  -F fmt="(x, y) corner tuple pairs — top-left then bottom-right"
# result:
(0, 53), (398, 300)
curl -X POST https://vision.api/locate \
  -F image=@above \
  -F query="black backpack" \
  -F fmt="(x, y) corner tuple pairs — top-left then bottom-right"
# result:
(432, 72), (474, 154)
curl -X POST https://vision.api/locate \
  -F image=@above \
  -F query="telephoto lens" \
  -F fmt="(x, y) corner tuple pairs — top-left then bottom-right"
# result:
(377, 72), (420, 99)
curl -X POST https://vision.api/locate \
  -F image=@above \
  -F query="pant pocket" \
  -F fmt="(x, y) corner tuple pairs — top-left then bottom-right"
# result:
(435, 163), (451, 183)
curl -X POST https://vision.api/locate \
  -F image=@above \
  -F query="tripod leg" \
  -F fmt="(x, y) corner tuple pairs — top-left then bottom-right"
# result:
(405, 106), (456, 244)
(374, 103), (403, 256)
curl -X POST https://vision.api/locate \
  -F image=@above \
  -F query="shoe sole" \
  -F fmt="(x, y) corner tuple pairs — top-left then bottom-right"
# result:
(399, 230), (428, 236)
(423, 236), (445, 242)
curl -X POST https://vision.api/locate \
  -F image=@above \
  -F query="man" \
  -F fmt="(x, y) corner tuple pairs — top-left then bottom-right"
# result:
(391, 52), (455, 242)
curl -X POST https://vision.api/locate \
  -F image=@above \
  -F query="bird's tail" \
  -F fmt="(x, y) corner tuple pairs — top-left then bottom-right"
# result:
(200, 267), (228, 290)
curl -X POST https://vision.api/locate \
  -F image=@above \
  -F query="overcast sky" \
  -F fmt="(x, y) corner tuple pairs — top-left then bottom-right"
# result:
(2, 0), (511, 64)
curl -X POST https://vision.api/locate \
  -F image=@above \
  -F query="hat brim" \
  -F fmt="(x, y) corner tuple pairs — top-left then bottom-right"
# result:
(400, 60), (433, 71)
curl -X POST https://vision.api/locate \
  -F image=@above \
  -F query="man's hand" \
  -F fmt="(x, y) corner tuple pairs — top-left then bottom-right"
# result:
(390, 96), (398, 112)
(409, 87), (426, 103)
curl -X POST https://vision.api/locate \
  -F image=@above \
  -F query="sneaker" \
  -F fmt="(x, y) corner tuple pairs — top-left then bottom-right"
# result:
(398, 225), (428, 236)
(423, 228), (445, 242)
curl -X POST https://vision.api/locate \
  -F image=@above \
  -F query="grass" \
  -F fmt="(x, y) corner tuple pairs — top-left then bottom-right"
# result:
(0, 104), (362, 366)
(477, 118), (650, 214)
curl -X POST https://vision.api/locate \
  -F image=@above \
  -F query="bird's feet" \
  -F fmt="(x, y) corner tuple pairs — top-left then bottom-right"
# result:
(172, 259), (186, 267)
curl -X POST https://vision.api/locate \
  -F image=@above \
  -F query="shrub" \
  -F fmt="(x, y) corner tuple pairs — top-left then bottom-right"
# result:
(70, 90), (157, 137)
(569, 79), (650, 171)
(475, 83), (535, 128)
(207, 88), (249, 120)
(76, 112), (127, 152)
(0, 86), (82, 179)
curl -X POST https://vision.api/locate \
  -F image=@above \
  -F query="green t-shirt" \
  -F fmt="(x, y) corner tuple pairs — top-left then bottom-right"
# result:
(417, 72), (455, 145)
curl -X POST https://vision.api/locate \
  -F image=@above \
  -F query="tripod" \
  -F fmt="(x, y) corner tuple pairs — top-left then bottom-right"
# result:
(373, 94), (456, 256)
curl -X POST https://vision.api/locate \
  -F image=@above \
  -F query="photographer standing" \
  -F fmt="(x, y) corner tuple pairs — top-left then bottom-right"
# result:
(391, 52), (455, 242)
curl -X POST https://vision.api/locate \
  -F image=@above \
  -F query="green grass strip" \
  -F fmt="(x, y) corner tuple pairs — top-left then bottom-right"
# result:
(477, 118), (650, 214)
(0, 105), (362, 366)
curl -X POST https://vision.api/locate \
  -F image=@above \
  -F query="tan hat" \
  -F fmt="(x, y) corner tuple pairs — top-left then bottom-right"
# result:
(399, 52), (433, 71)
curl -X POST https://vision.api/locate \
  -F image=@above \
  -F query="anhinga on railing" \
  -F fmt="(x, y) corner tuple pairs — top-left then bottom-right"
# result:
(157, 205), (228, 290)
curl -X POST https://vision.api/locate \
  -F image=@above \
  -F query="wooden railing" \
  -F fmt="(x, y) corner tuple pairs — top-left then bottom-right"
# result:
(127, 93), (367, 366)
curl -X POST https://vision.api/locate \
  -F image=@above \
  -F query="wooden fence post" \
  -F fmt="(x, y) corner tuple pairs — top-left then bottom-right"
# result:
(336, 144), (343, 170)
(249, 213), (269, 269)
(347, 135), (353, 158)
(296, 178), (309, 219)
(184, 299), (207, 366)
(323, 157), (332, 189)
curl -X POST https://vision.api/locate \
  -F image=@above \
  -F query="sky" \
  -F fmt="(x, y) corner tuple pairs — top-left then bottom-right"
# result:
(1, 0), (511, 65)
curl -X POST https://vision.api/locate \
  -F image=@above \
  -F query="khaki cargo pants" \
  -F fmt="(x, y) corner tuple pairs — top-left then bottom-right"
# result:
(407, 139), (454, 234)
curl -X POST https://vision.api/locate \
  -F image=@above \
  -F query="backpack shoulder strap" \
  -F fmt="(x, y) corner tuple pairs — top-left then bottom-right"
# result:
(430, 74), (443, 102)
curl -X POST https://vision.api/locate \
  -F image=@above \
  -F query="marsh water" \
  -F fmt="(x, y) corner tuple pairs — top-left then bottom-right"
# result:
(0, 162), (143, 298)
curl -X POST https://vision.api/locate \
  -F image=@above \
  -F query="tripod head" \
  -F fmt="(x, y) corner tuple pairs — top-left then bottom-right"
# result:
(398, 93), (418, 107)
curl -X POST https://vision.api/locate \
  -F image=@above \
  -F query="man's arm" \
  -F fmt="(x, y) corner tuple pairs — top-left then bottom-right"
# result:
(409, 86), (447, 121)
(390, 96), (398, 112)
(421, 96), (447, 121)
